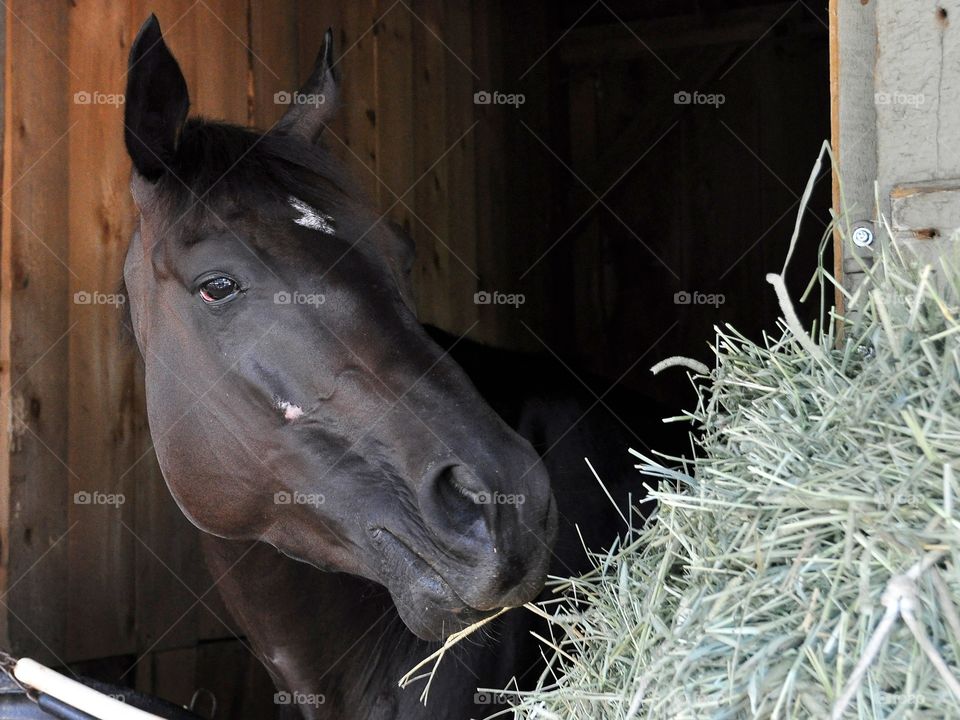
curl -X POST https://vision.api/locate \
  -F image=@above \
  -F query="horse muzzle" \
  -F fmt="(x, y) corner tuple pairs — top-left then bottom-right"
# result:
(369, 458), (558, 640)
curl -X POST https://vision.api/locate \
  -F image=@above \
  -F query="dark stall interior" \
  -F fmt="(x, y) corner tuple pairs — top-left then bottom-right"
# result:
(487, 0), (831, 412)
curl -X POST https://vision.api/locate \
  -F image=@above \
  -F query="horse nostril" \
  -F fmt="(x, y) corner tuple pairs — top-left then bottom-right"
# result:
(430, 465), (490, 538)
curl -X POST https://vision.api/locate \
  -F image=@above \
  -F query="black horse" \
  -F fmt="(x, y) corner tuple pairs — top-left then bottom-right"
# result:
(122, 15), (678, 719)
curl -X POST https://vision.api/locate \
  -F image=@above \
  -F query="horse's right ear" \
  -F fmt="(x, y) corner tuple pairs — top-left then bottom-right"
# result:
(124, 14), (189, 182)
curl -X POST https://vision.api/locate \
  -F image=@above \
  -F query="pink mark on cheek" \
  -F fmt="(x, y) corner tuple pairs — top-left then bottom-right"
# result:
(276, 399), (304, 422)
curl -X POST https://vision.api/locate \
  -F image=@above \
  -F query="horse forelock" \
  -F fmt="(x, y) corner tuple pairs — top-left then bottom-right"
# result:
(147, 118), (359, 238)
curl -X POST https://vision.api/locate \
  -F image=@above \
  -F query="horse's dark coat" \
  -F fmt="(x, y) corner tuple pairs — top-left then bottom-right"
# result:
(121, 15), (681, 719)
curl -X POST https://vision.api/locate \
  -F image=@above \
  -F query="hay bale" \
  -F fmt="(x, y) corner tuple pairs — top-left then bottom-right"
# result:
(499, 161), (960, 719)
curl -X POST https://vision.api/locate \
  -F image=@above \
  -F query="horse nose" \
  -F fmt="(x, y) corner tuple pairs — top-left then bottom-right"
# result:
(418, 460), (556, 603)
(420, 461), (556, 572)
(421, 463), (498, 545)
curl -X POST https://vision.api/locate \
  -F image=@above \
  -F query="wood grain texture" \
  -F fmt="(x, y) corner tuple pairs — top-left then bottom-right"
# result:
(832, 0), (878, 306)
(1, 0), (72, 663)
(374, 0), (416, 232)
(875, 1), (959, 262)
(66, 0), (139, 662)
(411, 0), (452, 329)
(250, 0), (300, 129)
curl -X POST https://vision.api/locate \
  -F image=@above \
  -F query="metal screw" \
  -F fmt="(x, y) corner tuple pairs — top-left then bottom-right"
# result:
(852, 226), (874, 247)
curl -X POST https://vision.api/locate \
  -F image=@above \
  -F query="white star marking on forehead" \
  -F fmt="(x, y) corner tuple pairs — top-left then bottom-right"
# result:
(289, 196), (336, 236)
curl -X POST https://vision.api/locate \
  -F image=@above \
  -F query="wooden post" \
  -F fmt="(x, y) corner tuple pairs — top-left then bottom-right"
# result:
(830, 0), (878, 309)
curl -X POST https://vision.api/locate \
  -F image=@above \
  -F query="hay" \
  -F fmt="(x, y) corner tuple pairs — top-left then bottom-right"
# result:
(483, 150), (960, 719)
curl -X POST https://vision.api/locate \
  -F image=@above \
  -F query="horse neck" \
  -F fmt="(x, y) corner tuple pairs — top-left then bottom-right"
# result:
(198, 534), (487, 719)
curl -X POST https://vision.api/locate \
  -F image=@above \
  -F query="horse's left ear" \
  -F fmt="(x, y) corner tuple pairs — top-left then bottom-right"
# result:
(275, 29), (339, 144)
(124, 14), (190, 182)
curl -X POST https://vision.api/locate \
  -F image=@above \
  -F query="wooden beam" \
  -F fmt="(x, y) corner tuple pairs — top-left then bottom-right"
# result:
(830, 0), (877, 311)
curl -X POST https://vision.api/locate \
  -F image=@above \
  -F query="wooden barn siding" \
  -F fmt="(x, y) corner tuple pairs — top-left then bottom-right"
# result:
(1, 0), (72, 665)
(0, 0), (544, 700)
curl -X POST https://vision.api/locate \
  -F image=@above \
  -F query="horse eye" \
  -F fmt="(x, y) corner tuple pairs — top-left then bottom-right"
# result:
(199, 276), (240, 304)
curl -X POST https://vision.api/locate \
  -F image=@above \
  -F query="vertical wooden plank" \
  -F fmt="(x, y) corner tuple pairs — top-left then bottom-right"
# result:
(441, 1), (479, 333)
(831, 0), (877, 305)
(374, 0), (415, 229)
(0, 0), (9, 651)
(65, 0), (141, 661)
(193, 0), (249, 124)
(250, 1), (299, 129)
(0, 0), (71, 662)
(472, 0), (508, 347)
(339, 0), (378, 197)
(410, 0), (449, 329)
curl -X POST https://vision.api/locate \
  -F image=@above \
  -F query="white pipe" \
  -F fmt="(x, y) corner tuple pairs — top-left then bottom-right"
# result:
(14, 658), (163, 719)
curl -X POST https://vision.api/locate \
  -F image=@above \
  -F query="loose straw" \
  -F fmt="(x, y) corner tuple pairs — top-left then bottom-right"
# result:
(766, 273), (826, 362)
(399, 607), (512, 704)
(650, 356), (710, 376)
